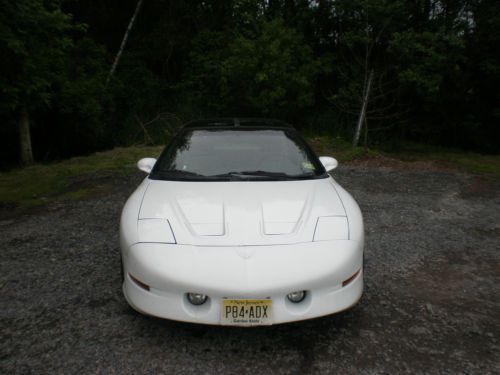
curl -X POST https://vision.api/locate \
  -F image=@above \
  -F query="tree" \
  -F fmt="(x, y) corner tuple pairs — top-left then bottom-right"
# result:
(1, 0), (498, 167)
(388, 3), (467, 145)
(0, 0), (77, 164)
(462, 0), (500, 151)
(181, 18), (319, 118)
(105, 0), (145, 86)
(317, 0), (405, 147)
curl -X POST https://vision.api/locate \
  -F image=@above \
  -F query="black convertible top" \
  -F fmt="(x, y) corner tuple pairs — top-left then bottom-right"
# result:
(183, 118), (294, 129)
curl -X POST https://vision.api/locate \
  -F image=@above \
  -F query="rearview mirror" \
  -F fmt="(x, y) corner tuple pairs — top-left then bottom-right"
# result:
(319, 156), (338, 172)
(137, 158), (157, 174)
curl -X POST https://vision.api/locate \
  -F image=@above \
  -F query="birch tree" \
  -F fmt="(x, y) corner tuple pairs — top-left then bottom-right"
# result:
(352, 68), (374, 148)
(327, 0), (404, 149)
(106, 0), (145, 86)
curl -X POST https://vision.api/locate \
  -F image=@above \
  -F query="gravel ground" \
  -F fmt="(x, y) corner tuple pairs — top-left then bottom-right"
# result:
(1, 164), (499, 374)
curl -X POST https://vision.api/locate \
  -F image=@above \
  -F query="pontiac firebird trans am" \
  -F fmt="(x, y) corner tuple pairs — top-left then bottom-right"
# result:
(120, 118), (364, 326)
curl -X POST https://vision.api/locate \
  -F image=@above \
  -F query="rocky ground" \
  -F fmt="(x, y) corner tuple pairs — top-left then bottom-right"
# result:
(1, 163), (499, 374)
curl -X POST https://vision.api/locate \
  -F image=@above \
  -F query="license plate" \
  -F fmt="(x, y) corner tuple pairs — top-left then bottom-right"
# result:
(221, 299), (272, 326)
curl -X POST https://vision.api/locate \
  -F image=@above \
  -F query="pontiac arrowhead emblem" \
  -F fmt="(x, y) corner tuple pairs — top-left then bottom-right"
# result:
(236, 247), (255, 259)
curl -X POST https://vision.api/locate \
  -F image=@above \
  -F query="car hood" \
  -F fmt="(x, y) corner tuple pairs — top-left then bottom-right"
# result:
(139, 178), (346, 246)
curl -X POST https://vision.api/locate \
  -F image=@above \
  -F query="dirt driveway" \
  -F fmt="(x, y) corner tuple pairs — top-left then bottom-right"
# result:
(1, 163), (499, 374)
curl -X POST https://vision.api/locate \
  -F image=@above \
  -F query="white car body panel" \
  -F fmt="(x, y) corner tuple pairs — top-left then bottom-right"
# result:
(123, 241), (362, 325)
(139, 178), (348, 246)
(120, 174), (364, 325)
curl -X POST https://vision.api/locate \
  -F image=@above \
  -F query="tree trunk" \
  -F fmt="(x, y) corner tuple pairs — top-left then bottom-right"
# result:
(19, 106), (34, 165)
(105, 0), (145, 86)
(352, 69), (374, 148)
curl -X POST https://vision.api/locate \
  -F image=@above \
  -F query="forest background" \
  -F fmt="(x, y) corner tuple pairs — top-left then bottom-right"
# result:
(1, 0), (499, 168)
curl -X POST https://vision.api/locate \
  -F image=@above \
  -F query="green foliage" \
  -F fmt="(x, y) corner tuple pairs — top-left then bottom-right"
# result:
(233, 19), (319, 116)
(1, 0), (499, 167)
(390, 29), (464, 100)
(106, 56), (165, 145)
(52, 37), (109, 152)
(0, 0), (112, 162)
(0, 0), (77, 112)
(180, 18), (318, 118)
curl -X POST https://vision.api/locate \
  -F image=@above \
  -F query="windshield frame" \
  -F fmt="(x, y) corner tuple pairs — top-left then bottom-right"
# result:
(149, 127), (328, 182)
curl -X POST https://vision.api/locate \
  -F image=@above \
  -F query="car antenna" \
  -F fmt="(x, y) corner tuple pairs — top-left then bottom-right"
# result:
(234, 118), (240, 127)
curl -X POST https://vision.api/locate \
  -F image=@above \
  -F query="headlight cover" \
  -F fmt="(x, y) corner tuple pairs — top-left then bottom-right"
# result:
(313, 216), (349, 241)
(138, 218), (176, 243)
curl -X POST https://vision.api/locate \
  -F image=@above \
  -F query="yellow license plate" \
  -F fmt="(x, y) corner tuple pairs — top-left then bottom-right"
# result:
(221, 299), (272, 325)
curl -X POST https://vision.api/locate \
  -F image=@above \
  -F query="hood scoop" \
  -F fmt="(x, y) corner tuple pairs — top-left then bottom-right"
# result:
(173, 197), (225, 236)
(139, 180), (346, 246)
(261, 199), (306, 235)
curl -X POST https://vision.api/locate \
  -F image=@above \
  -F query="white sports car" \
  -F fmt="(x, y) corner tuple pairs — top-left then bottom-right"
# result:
(120, 118), (364, 326)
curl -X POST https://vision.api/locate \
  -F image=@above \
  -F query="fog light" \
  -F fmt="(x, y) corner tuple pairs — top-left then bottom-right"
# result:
(187, 293), (208, 305)
(287, 290), (306, 303)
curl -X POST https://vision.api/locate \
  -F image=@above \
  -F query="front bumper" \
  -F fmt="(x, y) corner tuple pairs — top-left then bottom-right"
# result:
(122, 240), (363, 325)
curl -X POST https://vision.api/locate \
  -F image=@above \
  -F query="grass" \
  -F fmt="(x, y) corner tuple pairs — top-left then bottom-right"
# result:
(1, 138), (499, 214)
(307, 135), (380, 162)
(379, 142), (500, 176)
(0, 146), (163, 212)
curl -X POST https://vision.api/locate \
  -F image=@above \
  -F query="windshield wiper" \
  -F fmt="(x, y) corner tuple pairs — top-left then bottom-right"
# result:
(153, 169), (317, 181)
(154, 170), (214, 180)
(212, 171), (314, 180)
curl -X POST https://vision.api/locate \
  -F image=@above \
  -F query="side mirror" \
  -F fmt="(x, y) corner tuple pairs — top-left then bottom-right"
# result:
(137, 158), (157, 174)
(319, 156), (338, 172)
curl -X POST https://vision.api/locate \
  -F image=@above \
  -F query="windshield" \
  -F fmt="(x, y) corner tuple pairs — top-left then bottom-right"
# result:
(150, 129), (327, 181)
